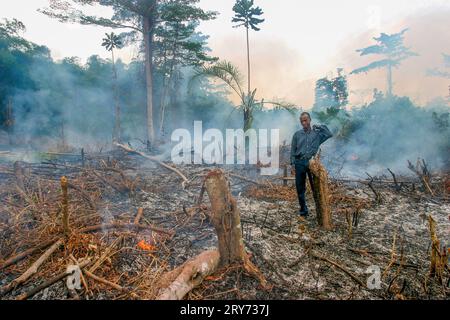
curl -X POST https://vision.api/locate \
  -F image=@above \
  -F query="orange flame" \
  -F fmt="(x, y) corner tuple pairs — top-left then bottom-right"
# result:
(137, 240), (156, 251)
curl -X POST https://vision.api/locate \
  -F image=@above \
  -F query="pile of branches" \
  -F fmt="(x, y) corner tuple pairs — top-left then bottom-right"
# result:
(0, 159), (175, 300)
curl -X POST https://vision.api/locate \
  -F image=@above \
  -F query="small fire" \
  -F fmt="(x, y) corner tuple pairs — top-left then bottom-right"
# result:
(137, 240), (156, 251)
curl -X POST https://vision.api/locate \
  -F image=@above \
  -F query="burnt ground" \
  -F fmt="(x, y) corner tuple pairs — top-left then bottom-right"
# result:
(0, 150), (449, 300)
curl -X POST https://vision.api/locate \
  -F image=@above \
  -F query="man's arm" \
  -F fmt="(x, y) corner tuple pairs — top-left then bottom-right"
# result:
(314, 125), (333, 144)
(290, 133), (297, 165)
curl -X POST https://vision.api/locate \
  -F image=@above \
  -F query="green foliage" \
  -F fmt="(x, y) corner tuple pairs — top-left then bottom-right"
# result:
(232, 0), (265, 31)
(191, 60), (295, 131)
(102, 32), (122, 52)
(313, 69), (348, 111)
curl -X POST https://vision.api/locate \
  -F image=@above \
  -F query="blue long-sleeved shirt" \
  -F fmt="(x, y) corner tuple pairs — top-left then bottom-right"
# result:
(290, 125), (333, 165)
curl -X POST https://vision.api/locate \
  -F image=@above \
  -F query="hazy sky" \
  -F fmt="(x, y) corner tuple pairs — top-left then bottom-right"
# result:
(1, 0), (449, 107)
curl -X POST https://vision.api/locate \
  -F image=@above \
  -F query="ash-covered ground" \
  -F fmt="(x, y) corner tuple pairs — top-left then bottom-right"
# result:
(0, 150), (448, 300)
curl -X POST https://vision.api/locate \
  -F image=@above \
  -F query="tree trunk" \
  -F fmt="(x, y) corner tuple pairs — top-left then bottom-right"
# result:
(387, 63), (393, 96)
(143, 16), (155, 147)
(204, 170), (247, 266)
(243, 107), (252, 132)
(246, 26), (251, 96)
(112, 49), (121, 143)
(159, 22), (180, 137)
(308, 157), (333, 230)
(6, 97), (13, 145)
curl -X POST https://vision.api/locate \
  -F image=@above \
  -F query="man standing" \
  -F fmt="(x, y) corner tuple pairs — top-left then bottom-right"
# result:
(291, 112), (333, 217)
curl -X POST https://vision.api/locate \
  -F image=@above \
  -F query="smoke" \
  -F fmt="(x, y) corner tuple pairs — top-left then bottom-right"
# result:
(336, 8), (450, 106)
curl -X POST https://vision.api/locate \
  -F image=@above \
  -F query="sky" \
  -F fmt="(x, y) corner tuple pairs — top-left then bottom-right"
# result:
(1, 0), (449, 107)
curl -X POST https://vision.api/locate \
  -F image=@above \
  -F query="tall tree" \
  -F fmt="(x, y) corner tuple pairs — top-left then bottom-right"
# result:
(41, 0), (216, 147)
(41, 0), (160, 147)
(102, 32), (123, 143)
(154, 0), (217, 135)
(351, 29), (417, 96)
(232, 0), (264, 96)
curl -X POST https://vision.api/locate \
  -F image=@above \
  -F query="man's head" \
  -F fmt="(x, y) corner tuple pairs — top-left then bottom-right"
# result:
(300, 112), (311, 131)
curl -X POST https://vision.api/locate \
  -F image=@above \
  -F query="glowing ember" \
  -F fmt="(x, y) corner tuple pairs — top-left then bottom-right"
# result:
(137, 240), (156, 251)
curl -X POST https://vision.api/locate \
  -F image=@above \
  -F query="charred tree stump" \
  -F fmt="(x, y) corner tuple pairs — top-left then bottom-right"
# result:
(204, 170), (268, 284)
(308, 157), (333, 230)
(428, 215), (447, 283)
(156, 169), (268, 300)
(204, 169), (247, 266)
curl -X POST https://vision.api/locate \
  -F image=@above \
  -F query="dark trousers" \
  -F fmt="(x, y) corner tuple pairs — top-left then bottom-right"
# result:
(294, 159), (313, 212)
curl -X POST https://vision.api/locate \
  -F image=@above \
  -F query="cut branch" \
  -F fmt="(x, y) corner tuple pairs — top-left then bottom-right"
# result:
(114, 143), (189, 188)
(0, 239), (64, 296)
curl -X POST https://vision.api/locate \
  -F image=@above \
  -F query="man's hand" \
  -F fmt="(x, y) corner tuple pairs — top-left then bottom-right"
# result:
(290, 166), (296, 176)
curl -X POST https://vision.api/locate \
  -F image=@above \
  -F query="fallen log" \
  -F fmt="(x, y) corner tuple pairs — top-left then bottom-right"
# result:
(308, 157), (333, 230)
(156, 250), (220, 300)
(114, 143), (189, 188)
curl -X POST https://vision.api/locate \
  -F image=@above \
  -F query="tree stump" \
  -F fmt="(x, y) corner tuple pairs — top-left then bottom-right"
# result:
(156, 169), (268, 300)
(308, 157), (333, 230)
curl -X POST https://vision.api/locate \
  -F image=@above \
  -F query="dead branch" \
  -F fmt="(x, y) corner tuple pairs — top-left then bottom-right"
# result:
(310, 250), (365, 287)
(387, 168), (400, 191)
(367, 177), (383, 204)
(156, 250), (220, 300)
(78, 222), (174, 237)
(0, 239), (64, 296)
(407, 160), (434, 196)
(16, 259), (91, 300)
(228, 172), (263, 186)
(114, 143), (189, 188)
(83, 269), (124, 292)
(0, 239), (57, 271)
(67, 182), (96, 210)
(382, 231), (398, 279)
(89, 236), (123, 274)
(134, 208), (144, 225)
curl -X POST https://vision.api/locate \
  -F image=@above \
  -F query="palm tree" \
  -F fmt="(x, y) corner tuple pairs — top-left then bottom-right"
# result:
(102, 32), (122, 143)
(192, 61), (295, 132)
(232, 0), (264, 96)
